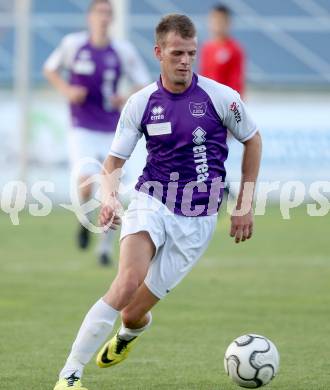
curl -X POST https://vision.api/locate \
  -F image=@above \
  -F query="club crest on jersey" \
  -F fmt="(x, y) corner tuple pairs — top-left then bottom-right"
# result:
(192, 127), (206, 145)
(189, 102), (207, 118)
(230, 101), (242, 123)
(151, 106), (165, 120)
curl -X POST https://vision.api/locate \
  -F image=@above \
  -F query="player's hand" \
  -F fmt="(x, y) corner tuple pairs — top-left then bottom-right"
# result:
(109, 95), (126, 109)
(230, 209), (254, 244)
(99, 197), (123, 232)
(66, 86), (88, 104)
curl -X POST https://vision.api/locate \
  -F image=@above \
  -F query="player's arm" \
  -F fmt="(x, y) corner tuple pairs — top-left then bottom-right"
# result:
(99, 96), (143, 230)
(221, 89), (261, 243)
(44, 69), (87, 104)
(43, 36), (87, 104)
(230, 131), (262, 243)
(99, 155), (125, 230)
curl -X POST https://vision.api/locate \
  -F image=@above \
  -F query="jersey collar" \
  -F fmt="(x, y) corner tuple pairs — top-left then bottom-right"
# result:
(157, 73), (198, 100)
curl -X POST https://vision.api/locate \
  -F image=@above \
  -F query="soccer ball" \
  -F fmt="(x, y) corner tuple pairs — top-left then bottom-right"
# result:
(224, 334), (280, 388)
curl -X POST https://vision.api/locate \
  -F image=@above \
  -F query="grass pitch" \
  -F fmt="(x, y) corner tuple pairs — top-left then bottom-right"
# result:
(0, 205), (329, 389)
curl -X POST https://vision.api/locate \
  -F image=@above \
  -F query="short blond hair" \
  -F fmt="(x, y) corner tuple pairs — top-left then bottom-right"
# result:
(155, 14), (196, 46)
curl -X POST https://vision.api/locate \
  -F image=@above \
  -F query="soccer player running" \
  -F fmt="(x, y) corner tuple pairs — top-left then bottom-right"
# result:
(44, 0), (150, 266)
(200, 4), (245, 95)
(53, 14), (262, 390)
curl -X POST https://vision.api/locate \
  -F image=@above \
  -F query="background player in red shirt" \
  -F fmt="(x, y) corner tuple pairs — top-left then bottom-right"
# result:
(200, 4), (245, 96)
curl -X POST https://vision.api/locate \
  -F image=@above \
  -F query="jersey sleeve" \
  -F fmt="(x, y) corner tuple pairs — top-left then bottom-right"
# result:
(110, 82), (158, 159)
(43, 32), (87, 72)
(222, 90), (258, 142)
(43, 38), (68, 71)
(198, 75), (258, 143)
(109, 96), (143, 160)
(114, 40), (151, 86)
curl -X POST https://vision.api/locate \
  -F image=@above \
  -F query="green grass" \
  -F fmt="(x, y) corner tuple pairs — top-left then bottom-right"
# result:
(0, 205), (329, 389)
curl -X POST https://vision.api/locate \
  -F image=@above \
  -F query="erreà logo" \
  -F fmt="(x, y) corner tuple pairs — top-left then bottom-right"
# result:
(192, 127), (206, 145)
(151, 106), (165, 120)
(229, 102), (242, 123)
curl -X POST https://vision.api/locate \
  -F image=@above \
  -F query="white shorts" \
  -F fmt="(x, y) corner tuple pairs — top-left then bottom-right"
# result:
(68, 127), (115, 176)
(120, 191), (217, 299)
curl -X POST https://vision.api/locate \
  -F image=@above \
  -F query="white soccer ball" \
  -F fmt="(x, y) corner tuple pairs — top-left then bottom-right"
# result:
(224, 334), (280, 388)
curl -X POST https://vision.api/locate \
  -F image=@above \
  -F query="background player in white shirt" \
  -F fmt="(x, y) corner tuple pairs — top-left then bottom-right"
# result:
(44, 0), (150, 266)
(53, 13), (262, 390)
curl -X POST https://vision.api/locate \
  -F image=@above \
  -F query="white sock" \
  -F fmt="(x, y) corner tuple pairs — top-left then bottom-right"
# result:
(118, 312), (152, 341)
(59, 298), (119, 379)
(97, 230), (115, 256)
